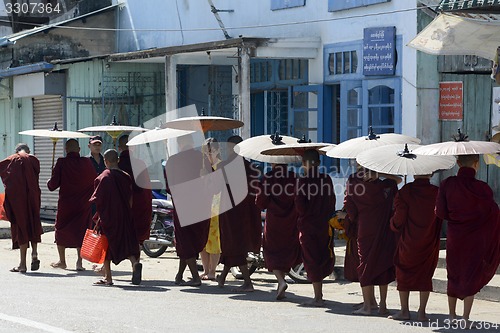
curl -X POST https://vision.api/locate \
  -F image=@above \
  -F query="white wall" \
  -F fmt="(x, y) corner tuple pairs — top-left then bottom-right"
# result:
(119, 0), (421, 136)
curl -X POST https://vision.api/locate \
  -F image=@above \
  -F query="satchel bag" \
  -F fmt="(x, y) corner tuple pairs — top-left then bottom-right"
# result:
(80, 225), (108, 264)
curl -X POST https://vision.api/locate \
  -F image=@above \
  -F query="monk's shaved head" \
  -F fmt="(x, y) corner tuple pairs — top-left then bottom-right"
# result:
(65, 139), (80, 153)
(15, 143), (30, 153)
(457, 154), (479, 168)
(104, 149), (119, 164)
(118, 135), (129, 151)
(303, 149), (320, 165)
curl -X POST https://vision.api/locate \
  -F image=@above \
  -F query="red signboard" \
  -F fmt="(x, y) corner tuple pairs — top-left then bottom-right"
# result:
(439, 82), (463, 121)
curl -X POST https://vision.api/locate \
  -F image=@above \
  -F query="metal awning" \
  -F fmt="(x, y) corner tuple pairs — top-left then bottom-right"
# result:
(107, 37), (320, 64)
(407, 12), (500, 60)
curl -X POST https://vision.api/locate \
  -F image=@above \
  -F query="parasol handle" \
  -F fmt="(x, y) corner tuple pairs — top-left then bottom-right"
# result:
(50, 138), (59, 170)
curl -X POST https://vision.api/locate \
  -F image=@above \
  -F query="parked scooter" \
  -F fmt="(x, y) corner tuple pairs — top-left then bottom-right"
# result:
(230, 250), (309, 284)
(142, 190), (175, 258)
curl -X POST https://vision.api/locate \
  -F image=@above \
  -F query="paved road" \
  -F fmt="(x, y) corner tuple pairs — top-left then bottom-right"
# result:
(0, 231), (499, 333)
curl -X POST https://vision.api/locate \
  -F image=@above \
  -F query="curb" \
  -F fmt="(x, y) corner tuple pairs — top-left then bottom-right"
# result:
(333, 250), (500, 303)
(0, 221), (55, 240)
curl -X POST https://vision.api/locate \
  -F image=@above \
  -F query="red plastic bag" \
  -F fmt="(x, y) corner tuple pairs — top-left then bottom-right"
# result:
(0, 193), (7, 221)
(80, 227), (108, 264)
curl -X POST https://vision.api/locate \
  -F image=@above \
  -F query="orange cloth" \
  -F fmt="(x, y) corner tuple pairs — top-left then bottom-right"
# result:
(0, 193), (6, 220)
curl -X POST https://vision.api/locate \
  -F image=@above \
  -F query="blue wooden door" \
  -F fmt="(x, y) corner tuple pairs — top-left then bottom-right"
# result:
(288, 85), (324, 142)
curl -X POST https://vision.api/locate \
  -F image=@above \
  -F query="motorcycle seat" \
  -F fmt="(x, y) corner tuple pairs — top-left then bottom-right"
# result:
(152, 199), (173, 210)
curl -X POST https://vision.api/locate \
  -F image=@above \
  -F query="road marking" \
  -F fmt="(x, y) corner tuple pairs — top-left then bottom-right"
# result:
(0, 313), (73, 333)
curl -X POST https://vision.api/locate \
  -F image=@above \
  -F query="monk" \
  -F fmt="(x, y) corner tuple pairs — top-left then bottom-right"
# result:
(165, 135), (211, 287)
(256, 163), (300, 300)
(216, 135), (262, 292)
(90, 149), (141, 286)
(295, 149), (335, 307)
(389, 174), (442, 321)
(118, 135), (152, 251)
(344, 167), (399, 316)
(435, 154), (500, 326)
(47, 139), (97, 271)
(0, 143), (43, 273)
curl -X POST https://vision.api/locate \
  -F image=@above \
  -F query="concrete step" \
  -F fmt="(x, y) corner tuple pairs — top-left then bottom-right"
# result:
(0, 219), (55, 240)
(332, 242), (500, 303)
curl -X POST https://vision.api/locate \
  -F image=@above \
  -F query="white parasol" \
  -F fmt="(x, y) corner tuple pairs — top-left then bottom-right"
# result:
(261, 142), (335, 157)
(233, 133), (302, 163)
(78, 115), (148, 145)
(162, 115), (244, 133)
(413, 129), (500, 156)
(127, 127), (195, 146)
(19, 122), (90, 169)
(356, 144), (456, 176)
(483, 133), (500, 168)
(322, 127), (421, 159)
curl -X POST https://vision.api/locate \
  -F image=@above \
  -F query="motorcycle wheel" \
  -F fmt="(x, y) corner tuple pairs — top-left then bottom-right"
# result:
(287, 263), (310, 284)
(142, 213), (170, 258)
(142, 242), (168, 258)
(230, 264), (258, 280)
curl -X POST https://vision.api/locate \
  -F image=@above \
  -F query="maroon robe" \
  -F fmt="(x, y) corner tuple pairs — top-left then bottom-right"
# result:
(256, 165), (301, 272)
(295, 167), (335, 283)
(165, 148), (210, 260)
(343, 215), (360, 282)
(390, 178), (442, 292)
(90, 169), (139, 265)
(219, 158), (262, 267)
(47, 152), (97, 248)
(118, 150), (152, 243)
(344, 172), (397, 287)
(436, 167), (500, 299)
(0, 152), (43, 248)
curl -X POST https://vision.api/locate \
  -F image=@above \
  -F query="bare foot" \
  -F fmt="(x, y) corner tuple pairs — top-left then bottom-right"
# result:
(352, 307), (372, 316)
(276, 282), (288, 300)
(378, 307), (390, 316)
(174, 274), (185, 285)
(216, 274), (225, 288)
(388, 311), (410, 321)
(50, 262), (67, 269)
(353, 302), (378, 310)
(416, 312), (429, 322)
(179, 279), (202, 287)
(231, 283), (254, 292)
(302, 299), (325, 307)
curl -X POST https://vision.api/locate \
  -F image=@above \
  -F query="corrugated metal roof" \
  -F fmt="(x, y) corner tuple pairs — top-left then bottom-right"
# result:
(0, 3), (118, 47)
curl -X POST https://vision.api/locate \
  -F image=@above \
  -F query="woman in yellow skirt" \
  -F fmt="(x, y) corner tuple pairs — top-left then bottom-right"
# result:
(200, 138), (222, 280)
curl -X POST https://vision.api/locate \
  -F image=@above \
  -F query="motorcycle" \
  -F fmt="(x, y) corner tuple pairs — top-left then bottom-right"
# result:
(230, 251), (309, 284)
(142, 190), (175, 258)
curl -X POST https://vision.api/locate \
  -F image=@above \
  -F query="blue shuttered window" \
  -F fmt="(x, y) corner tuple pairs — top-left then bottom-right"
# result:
(328, 0), (390, 12)
(271, 0), (306, 10)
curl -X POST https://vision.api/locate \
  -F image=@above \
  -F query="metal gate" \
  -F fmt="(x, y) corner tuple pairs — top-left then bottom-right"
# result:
(33, 95), (64, 219)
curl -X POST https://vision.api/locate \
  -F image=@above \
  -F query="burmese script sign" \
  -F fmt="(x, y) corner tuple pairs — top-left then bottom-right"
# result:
(363, 26), (396, 76)
(439, 81), (463, 121)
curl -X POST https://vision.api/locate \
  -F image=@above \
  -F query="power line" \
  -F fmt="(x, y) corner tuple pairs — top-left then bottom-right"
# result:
(0, 4), (436, 34)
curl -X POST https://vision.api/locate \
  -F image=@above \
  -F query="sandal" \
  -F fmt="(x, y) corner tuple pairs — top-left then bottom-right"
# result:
(10, 267), (27, 273)
(132, 263), (142, 285)
(31, 259), (40, 271)
(93, 279), (113, 286)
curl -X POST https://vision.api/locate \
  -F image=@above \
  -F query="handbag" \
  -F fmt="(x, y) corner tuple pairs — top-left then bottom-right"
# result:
(80, 224), (108, 264)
